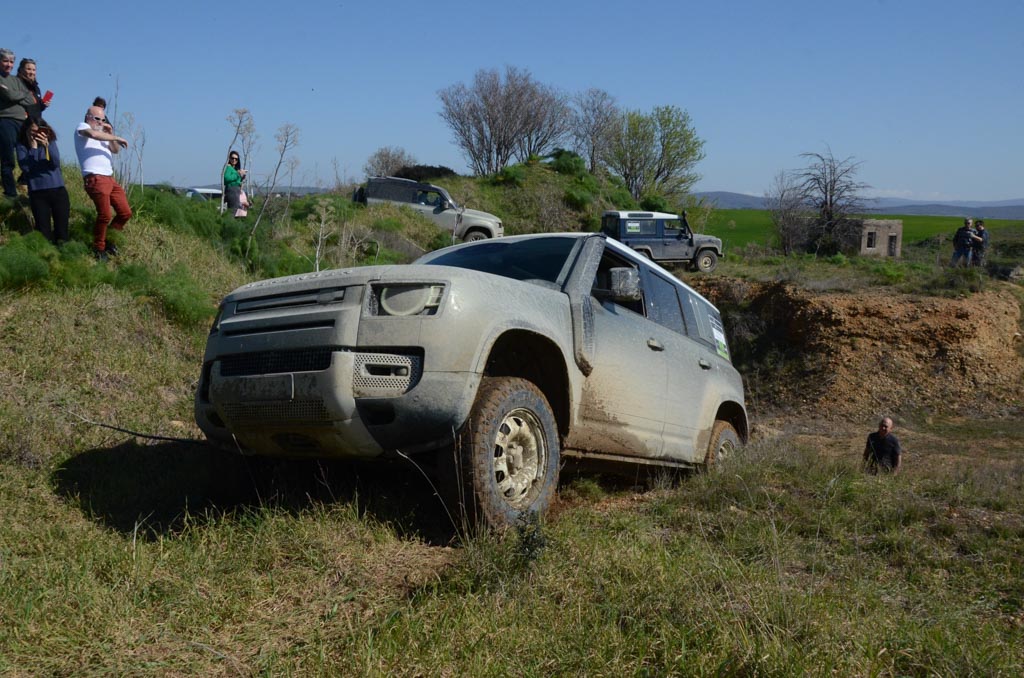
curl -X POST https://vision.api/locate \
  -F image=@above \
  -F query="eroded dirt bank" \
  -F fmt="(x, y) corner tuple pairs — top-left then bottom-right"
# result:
(692, 280), (1024, 421)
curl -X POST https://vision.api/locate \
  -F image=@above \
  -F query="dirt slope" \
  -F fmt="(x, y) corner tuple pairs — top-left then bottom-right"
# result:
(694, 280), (1024, 421)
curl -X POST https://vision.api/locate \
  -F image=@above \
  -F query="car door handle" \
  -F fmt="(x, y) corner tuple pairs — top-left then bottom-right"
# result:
(647, 338), (664, 351)
(698, 358), (712, 370)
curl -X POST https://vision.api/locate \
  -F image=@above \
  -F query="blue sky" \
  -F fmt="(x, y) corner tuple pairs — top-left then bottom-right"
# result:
(9, 0), (1023, 201)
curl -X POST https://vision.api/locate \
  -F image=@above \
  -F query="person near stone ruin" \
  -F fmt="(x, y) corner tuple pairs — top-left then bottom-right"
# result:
(950, 217), (977, 267)
(74, 101), (131, 260)
(863, 416), (902, 474)
(971, 219), (990, 268)
(0, 48), (35, 198)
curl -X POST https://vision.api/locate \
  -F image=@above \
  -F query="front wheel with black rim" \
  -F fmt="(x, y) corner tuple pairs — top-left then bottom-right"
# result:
(703, 420), (741, 471)
(694, 249), (718, 273)
(442, 377), (560, 531)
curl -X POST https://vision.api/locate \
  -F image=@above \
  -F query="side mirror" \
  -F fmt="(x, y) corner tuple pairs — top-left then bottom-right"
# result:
(608, 267), (642, 302)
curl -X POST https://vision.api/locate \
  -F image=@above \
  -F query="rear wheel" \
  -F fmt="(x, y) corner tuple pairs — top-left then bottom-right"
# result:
(704, 420), (740, 471)
(694, 250), (718, 273)
(442, 377), (560, 530)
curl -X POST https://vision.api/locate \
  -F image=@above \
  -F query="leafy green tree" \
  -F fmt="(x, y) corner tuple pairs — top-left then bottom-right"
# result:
(602, 105), (705, 202)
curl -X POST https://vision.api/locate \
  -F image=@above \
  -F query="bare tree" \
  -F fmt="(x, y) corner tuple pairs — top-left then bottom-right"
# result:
(570, 88), (619, 173)
(438, 66), (566, 175)
(796, 148), (869, 254)
(363, 146), (417, 178)
(764, 170), (812, 254)
(602, 105), (705, 201)
(301, 198), (335, 272)
(244, 123), (300, 262)
(112, 112), (145, 199)
(106, 79), (145, 197)
(515, 81), (570, 161)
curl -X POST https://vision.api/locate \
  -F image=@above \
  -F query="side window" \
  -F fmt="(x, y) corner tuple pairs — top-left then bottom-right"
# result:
(624, 219), (656, 236)
(644, 272), (686, 335)
(663, 219), (680, 237)
(416, 190), (442, 207)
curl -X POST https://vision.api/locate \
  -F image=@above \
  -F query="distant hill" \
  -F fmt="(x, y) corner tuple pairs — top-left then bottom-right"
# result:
(696, 191), (1024, 220)
(694, 192), (766, 210)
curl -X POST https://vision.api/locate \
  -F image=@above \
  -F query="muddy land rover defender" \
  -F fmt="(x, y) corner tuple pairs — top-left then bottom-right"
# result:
(601, 210), (724, 273)
(353, 176), (503, 242)
(195, 233), (747, 528)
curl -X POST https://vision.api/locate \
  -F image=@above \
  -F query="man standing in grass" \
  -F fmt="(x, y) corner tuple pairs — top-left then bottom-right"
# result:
(75, 101), (131, 260)
(950, 218), (977, 267)
(0, 48), (35, 198)
(971, 220), (990, 268)
(863, 417), (902, 474)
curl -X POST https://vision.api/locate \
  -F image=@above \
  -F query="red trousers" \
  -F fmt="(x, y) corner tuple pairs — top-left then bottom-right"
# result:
(83, 173), (132, 251)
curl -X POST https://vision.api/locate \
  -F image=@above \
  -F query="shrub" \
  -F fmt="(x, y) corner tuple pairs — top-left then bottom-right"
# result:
(547, 149), (587, 177)
(0, 234), (50, 288)
(604, 184), (636, 210)
(639, 194), (670, 212)
(492, 165), (527, 187)
(563, 186), (593, 211)
(151, 264), (216, 325)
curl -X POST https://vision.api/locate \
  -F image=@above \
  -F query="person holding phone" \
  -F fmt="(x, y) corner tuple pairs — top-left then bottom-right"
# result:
(16, 116), (69, 244)
(223, 150), (248, 217)
(17, 58), (49, 119)
(75, 102), (131, 260)
(0, 48), (35, 198)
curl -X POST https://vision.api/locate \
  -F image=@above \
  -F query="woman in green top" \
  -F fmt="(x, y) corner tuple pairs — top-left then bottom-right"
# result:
(223, 150), (247, 215)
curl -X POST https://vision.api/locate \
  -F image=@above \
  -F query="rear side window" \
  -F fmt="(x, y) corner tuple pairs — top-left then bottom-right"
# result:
(624, 219), (657, 236)
(644, 272), (686, 335)
(681, 291), (731, 361)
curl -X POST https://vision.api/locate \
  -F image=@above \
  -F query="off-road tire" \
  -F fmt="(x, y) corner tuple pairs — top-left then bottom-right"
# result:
(695, 249), (718, 273)
(463, 230), (489, 242)
(703, 420), (740, 471)
(442, 377), (560, 531)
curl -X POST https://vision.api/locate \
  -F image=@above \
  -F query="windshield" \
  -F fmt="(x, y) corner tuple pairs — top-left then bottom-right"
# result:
(417, 237), (578, 284)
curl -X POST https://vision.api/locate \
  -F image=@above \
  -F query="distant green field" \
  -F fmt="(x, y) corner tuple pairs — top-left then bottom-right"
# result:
(704, 209), (1022, 250)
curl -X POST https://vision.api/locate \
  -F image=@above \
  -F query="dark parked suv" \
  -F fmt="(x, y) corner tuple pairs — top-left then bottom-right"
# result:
(601, 210), (723, 272)
(354, 176), (503, 242)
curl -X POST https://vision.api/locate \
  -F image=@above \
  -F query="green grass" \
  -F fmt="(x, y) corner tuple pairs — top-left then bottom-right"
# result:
(2, 424), (1021, 674)
(1, 170), (1023, 674)
(705, 208), (1024, 252)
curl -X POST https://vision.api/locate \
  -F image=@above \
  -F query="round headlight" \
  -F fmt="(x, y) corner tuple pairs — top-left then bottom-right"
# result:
(379, 286), (430, 316)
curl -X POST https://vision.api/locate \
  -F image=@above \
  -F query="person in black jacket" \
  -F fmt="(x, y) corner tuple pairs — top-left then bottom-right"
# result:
(950, 218), (977, 267)
(863, 417), (902, 474)
(971, 219), (990, 267)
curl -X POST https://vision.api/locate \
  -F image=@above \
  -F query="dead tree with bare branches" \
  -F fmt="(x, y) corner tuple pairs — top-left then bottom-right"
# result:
(570, 88), (619, 174)
(764, 170), (813, 254)
(244, 123), (299, 262)
(796, 148), (869, 254)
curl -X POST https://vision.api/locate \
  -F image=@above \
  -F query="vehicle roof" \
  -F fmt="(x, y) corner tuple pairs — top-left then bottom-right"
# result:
(602, 210), (680, 220)
(368, 176), (440, 187)
(421, 232), (720, 313)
